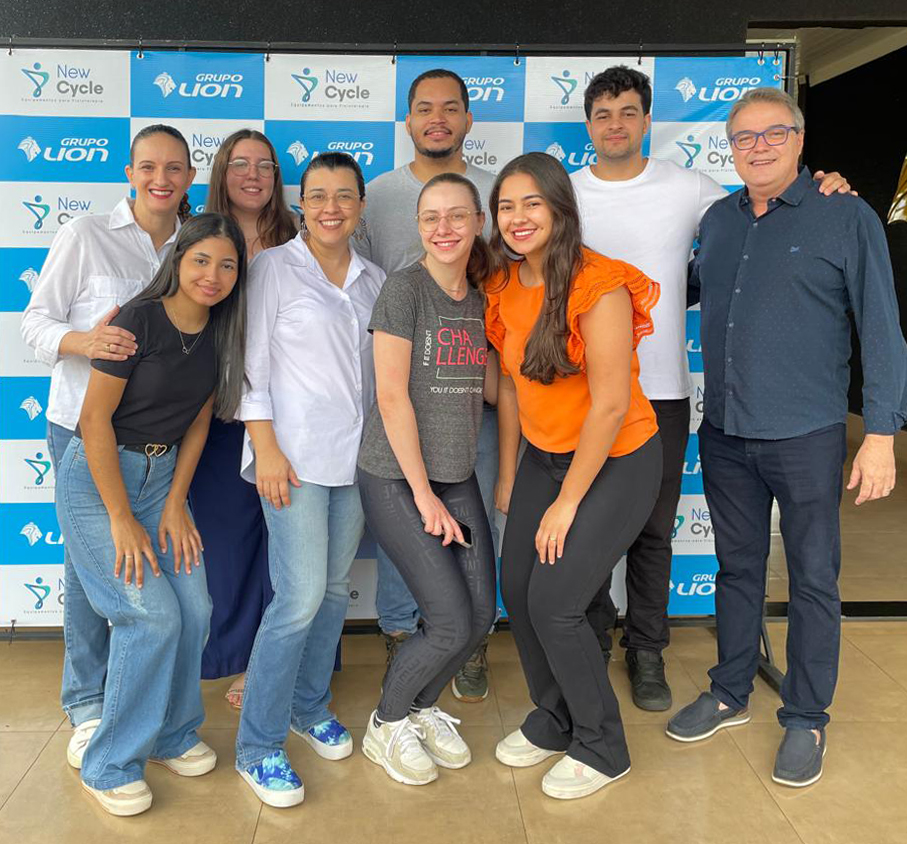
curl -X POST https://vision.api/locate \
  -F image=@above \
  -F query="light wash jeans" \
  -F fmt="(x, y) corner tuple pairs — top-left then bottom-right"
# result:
(47, 422), (109, 727)
(56, 438), (212, 790)
(375, 404), (500, 634)
(235, 481), (365, 768)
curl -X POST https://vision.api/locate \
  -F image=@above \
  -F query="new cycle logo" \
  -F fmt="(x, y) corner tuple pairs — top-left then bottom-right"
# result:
(23, 451), (52, 486)
(24, 576), (52, 609)
(20, 60), (104, 100)
(550, 69), (579, 105)
(4, 53), (128, 115)
(292, 68), (319, 102)
(675, 135), (702, 168)
(22, 196), (51, 231)
(132, 52), (264, 119)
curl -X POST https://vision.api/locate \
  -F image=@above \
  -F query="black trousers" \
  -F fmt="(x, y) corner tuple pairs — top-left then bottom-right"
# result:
(587, 399), (691, 654)
(358, 469), (497, 722)
(502, 436), (662, 776)
(699, 419), (846, 729)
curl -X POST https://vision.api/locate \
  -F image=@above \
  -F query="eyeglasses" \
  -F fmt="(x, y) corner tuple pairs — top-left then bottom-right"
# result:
(729, 124), (799, 151)
(416, 209), (475, 232)
(303, 191), (361, 209)
(227, 158), (278, 177)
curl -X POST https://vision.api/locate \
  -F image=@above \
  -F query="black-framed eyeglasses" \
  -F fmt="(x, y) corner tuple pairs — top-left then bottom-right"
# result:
(729, 125), (799, 151)
(227, 158), (278, 177)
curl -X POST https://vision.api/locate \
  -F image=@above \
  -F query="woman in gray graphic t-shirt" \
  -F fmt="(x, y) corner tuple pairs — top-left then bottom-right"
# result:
(357, 173), (497, 786)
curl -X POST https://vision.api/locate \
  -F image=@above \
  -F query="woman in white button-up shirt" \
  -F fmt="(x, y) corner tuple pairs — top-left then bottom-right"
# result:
(185, 129), (298, 709)
(19, 124), (196, 770)
(233, 152), (384, 807)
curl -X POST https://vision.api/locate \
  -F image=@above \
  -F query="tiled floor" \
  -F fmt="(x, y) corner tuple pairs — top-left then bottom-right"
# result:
(2, 624), (907, 844)
(768, 418), (907, 602)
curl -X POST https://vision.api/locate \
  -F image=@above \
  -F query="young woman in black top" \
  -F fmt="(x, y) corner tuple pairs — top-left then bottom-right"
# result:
(55, 214), (247, 817)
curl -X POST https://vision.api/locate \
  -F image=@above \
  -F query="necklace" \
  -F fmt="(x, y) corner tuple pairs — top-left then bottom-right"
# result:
(173, 317), (207, 355)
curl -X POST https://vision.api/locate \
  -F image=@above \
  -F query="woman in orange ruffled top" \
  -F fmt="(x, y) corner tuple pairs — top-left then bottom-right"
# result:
(484, 152), (663, 800)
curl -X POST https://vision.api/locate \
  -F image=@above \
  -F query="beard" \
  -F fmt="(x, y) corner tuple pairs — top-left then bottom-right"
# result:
(413, 133), (465, 160)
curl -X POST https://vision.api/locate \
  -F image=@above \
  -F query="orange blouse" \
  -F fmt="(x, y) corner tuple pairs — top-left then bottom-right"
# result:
(485, 248), (660, 456)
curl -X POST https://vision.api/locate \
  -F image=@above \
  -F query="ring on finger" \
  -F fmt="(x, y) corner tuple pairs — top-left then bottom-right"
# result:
(105, 342), (111, 352)
(548, 536), (557, 543)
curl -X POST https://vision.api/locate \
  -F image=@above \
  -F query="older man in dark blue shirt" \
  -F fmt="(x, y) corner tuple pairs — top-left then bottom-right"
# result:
(667, 88), (907, 787)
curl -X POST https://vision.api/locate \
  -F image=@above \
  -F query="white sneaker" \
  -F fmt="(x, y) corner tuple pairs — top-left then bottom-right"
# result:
(541, 755), (630, 800)
(67, 718), (101, 770)
(362, 710), (438, 786)
(495, 728), (564, 768)
(149, 741), (217, 776)
(409, 706), (471, 769)
(81, 779), (153, 816)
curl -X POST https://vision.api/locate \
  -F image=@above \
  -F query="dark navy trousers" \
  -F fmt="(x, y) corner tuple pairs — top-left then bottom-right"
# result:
(699, 418), (847, 729)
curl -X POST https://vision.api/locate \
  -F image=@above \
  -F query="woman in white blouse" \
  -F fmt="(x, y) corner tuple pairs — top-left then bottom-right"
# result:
(234, 152), (384, 807)
(20, 123), (196, 770)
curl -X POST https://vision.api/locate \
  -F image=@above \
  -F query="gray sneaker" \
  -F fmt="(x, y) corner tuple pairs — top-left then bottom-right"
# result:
(451, 634), (490, 702)
(772, 727), (826, 787)
(666, 691), (751, 742)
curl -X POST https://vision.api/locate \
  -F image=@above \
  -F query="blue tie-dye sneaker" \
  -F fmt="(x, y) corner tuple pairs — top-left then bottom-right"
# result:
(238, 750), (304, 808)
(295, 717), (353, 761)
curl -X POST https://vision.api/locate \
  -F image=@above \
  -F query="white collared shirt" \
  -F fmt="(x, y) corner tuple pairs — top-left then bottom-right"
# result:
(240, 233), (385, 487)
(20, 197), (181, 430)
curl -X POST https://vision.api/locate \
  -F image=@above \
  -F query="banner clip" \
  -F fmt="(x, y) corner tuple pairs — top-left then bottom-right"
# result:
(514, 44), (521, 66)
(265, 41), (271, 62)
(757, 43), (766, 65)
(391, 41), (397, 65)
(137, 38), (144, 60)
(7, 35), (13, 56)
(638, 42), (643, 65)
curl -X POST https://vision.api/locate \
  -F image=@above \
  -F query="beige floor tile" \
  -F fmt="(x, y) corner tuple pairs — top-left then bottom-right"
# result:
(845, 630), (907, 692)
(513, 725), (801, 844)
(730, 721), (907, 844)
(0, 641), (67, 732)
(253, 726), (527, 844)
(0, 728), (260, 844)
(837, 578), (907, 601)
(676, 623), (907, 724)
(337, 631), (391, 665)
(487, 628), (522, 662)
(0, 733), (53, 810)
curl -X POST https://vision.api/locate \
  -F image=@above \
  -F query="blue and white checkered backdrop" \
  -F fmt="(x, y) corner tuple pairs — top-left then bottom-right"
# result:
(0, 49), (784, 625)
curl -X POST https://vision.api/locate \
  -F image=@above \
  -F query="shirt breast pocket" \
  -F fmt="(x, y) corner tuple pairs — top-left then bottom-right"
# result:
(71, 275), (146, 330)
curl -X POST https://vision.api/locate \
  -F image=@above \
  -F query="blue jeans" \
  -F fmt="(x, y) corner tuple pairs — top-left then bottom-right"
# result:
(47, 422), (109, 727)
(699, 419), (847, 730)
(236, 481), (365, 768)
(56, 438), (212, 789)
(375, 404), (500, 634)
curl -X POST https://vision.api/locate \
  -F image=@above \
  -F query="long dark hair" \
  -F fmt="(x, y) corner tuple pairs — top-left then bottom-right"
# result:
(487, 152), (584, 384)
(206, 129), (297, 249)
(132, 213), (247, 421)
(417, 172), (492, 288)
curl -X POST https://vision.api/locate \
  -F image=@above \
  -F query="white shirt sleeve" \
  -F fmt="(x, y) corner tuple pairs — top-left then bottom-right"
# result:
(239, 255), (280, 421)
(696, 172), (729, 229)
(20, 224), (85, 368)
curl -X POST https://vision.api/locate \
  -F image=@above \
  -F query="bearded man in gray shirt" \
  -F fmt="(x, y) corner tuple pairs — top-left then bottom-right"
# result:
(354, 68), (498, 703)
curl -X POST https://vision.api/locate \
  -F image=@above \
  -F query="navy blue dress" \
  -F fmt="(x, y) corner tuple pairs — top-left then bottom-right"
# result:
(190, 418), (273, 679)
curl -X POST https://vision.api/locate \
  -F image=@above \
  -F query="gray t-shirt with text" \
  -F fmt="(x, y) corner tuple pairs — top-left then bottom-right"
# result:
(355, 162), (497, 274)
(357, 262), (487, 483)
